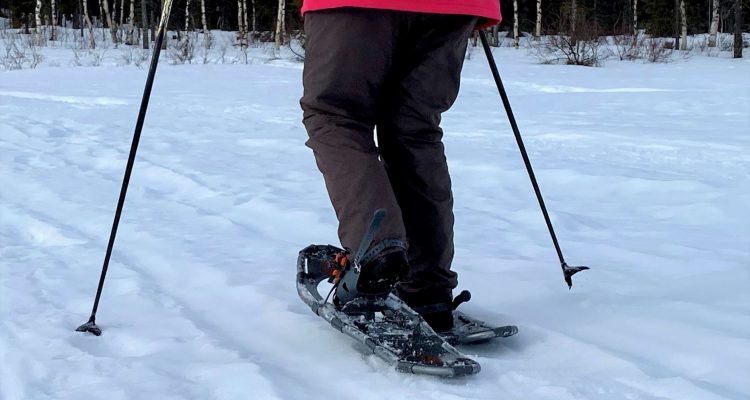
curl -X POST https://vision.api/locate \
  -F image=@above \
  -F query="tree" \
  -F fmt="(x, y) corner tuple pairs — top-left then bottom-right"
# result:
(633, 0), (638, 36)
(119, 0), (124, 26)
(251, 0), (256, 41)
(83, 0), (96, 48)
(141, 0), (148, 49)
(184, 0), (191, 31)
(200, 0), (208, 34)
(734, 0), (743, 58)
(127, 0), (135, 44)
(535, 0), (542, 38)
(709, 0), (719, 47)
(571, 0), (577, 33)
(99, 0), (117, 43)
(514, 0), (520, 47)
(237, 0), (248, 45)
(679, 0), (687, 50)
(51, 0), (57, 40)
(34, 0), (42, 37)
(274, 0), (284, 50)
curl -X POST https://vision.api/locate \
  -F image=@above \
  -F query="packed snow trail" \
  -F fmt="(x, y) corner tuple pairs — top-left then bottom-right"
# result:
(1, 51), (749, 400)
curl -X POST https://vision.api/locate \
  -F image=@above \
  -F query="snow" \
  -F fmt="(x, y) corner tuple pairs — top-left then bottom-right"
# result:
(1, 41), (749, 400)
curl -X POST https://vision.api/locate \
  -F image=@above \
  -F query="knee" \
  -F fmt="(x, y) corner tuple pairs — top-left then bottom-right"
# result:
(304, 113), (378, 153)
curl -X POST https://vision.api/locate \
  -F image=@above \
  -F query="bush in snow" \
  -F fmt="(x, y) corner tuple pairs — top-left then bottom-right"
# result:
(643, 37), (674, 63)
(118, 45), (150, 67)
(528, 32), (610, 66)
(168, 34), (195, 64)
(1, 32), (43, 70)
(527, 12), (611, 67)
(71, 46), (107, 67)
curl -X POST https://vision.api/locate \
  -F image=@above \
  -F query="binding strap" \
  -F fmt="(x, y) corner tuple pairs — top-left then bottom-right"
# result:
(360, 239), (407, 267)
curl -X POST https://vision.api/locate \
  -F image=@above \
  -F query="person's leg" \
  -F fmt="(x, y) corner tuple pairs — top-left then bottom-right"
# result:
(376, 14), (477, 325)
(301, 8), (407, 257)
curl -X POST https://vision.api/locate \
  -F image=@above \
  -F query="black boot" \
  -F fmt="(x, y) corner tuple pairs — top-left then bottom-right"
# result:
(397, 290), (455, 332)
(334, 248), (408, 307)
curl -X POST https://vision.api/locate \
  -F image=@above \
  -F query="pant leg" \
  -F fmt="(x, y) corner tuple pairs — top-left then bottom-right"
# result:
(377, 14), (477, 299)
(300, 8), (406, 253)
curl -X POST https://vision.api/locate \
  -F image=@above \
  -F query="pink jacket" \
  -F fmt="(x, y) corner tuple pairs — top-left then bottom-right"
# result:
(301, 0), (502, 28)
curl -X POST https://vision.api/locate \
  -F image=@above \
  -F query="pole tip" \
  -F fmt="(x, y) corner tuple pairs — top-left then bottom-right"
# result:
(76, 319), (102, 336)
(563, 263), (590, 289)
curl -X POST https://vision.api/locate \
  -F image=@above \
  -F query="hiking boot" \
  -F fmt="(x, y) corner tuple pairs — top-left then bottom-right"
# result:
(333, 249), (408, 307)
(397, 290), (472, 333)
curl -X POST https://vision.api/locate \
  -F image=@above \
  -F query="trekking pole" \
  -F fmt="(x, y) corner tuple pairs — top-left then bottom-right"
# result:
(478, 31), (589, 289)
(76, 0), (175, 336)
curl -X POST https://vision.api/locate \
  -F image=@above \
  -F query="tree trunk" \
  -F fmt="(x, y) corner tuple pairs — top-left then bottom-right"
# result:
(275, 0), (285, 50)
(242, 0), (249, 42)
(632, 0), (638, 37)
(236, 0), (245, 44)
(141, 0), (148, 48)
(184, 0), (190, 31)
(127, 0), (135, 44)
(513, 0), (519, 48)
(35, 0), (42, 35)
(674, 0), (680, 48)
(51, 0), (58, 40)
(679, 0), (687, 50)
(160, 0), (166, 50)
(79, 0), (84, 38)
(119, 0), (124, 26)
(99, 0), (105, 41)
(709, 0), (720, 47)
(535, 0), (541, 38)
(251, 0), (256, 42)
(83, 0), (96, 48)
(200, 0), (208, 33)
(100, 0), (117, 44)
(734, 0), (743, 58)
(150, 1), (155, 45)
(571, 0), (577, 32)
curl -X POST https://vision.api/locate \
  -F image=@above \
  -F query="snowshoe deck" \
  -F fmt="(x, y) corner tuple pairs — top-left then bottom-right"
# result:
(297, 244), (481, 377)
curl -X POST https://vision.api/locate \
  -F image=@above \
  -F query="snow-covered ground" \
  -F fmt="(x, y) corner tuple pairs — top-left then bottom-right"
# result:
(1, 42), (749, 400)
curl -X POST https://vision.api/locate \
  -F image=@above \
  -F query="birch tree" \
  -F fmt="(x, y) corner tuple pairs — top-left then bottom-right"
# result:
(679, 0), (687, 50)
(34, 0), (42, 38)
(535, 0), (542, 38)
(709, 0), (719, 47)
(513, 0), (520, 48)
(119, 0), (125, 26)
(242, 0), (249, 41)
(237, 0), (247, 45)
(100, 0), (117, 44)
(275, 0), (285, 50)
(83, 0), (96, 48)
(184, 0), (191, 31)
(200, 0), (208, 34)
(127, 0), (135, 44)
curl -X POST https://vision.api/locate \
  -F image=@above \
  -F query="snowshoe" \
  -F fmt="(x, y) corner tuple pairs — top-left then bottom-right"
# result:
(296, 244), (481, 377)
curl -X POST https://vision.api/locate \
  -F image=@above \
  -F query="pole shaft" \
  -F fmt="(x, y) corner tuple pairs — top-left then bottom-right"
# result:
(478, 31), (566, 266)
(86, 0), (174, 321)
